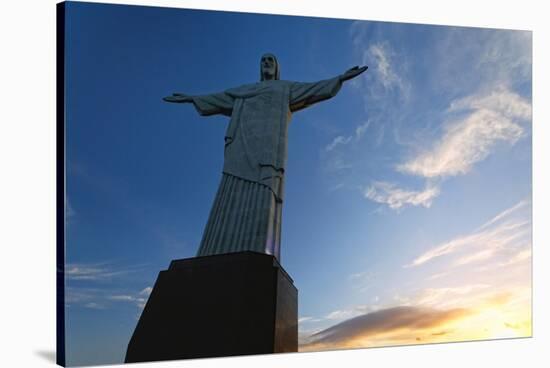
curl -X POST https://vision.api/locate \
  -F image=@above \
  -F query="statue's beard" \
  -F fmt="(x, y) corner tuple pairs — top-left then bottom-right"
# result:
(262, 69), (276, 80)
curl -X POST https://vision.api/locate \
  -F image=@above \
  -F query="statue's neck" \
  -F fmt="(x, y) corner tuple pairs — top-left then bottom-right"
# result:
(262, 73), (276, 81)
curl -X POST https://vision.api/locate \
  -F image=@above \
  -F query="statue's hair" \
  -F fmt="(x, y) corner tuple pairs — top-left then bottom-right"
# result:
(260, 53), (280, 81)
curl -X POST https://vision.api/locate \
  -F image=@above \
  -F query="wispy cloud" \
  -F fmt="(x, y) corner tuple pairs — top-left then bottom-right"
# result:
(497, 247), (531, 268)
(65, 261), (152, 309)
(139, 287), (153, 296)
(477, 199), (529, 231)
(398, 88), (530, 178)
(367, 87), (530, 211)
(84, 302), (106, 310)
(349, 23), (410, 101)
(65, 262), (144, 281)
(360, 86), (530, 211)
(367, 43), (410, 98)
(454, 249), (496, 266)
(326, 136), (352, 152)
(410, 220), (529, 268)
(299, 316), (324, 325)
(406, 199), (531, 267)
(431, 29), (531, 95)
(448, 88), (532, 119)
(106, 286), (154, 308)
(415, 284), (491, 308)
(324, 156), (353, 173)
(325, 121), (371, 153)
(346, 25), (531, 211)
(65, 287), (102, 305)
(324, 309), (364, 321)
(363, 181), (440, 210)
(66, 285), (152, 310)
(108, 293), (149, 309)
(322, 23), (419, 200)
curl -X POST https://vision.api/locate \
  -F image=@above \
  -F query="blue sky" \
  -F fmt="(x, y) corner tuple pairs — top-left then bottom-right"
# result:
(63, 2), (532, 365)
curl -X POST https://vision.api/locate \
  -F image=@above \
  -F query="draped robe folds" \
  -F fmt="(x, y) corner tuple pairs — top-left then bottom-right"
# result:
(191, 77), (343, 261)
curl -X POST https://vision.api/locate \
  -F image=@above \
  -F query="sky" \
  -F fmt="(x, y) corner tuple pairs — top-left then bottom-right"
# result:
(63, 2), (532, 366)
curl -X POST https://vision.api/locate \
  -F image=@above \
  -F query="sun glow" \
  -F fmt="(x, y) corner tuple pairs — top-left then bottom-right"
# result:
(300, 286), (531, 352)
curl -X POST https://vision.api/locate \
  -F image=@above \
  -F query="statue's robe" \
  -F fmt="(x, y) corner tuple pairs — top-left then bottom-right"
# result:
(190, 77), (343, 260)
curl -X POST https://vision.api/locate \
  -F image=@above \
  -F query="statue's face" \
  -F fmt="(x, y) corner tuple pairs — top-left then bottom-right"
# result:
(261, 54), (277, 80)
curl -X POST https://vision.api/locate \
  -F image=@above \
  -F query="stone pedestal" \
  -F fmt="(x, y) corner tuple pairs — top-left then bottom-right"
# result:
(125, 251), (298, 363)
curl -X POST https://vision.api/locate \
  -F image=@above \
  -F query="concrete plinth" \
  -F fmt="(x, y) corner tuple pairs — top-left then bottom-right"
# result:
(125, 251), (298, 363)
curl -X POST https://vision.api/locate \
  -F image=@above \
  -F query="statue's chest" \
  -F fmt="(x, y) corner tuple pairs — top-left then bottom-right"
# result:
(240, 88), (288, 133)
(234, 90), (288, 158)
(243, 89), (287, 119)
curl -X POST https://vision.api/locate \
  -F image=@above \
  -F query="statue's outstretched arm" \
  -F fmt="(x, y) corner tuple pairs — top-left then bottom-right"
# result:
(339, 65), (368, 82)
(289, 78), (341, 113)
(289, 65), (367, 113)
(163, 93), (193, 103)
(163, 91), (234, 117)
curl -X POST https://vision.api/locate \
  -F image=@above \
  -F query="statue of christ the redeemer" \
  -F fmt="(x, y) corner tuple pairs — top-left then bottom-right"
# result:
(163, 53), (367, 261)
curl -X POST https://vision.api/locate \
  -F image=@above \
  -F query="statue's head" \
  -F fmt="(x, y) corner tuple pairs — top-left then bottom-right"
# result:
(260, 53), (280, 81)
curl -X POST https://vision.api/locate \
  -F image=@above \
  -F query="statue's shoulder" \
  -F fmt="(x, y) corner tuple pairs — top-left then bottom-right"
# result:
(225, 82), (260, 96)
(265, 79), (293, 87)
(225, 80), (292, 98)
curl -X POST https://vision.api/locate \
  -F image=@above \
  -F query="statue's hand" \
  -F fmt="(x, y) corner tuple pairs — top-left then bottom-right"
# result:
(163, 93), (193, 103)
(340, 65), (368, 82)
